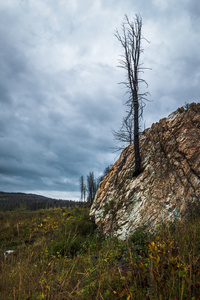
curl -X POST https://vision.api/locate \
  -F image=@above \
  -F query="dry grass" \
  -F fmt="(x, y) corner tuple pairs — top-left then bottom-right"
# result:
(0, 206), (200, 299)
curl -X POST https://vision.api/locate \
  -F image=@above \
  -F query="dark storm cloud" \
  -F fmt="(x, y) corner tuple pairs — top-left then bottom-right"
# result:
(0, 0), (199, 199)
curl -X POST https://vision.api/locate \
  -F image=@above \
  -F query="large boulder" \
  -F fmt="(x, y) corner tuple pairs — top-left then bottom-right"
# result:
(90, 103), (200, 240)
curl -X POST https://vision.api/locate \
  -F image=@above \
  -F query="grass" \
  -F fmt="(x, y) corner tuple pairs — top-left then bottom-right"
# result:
(1, 205), (200, 299)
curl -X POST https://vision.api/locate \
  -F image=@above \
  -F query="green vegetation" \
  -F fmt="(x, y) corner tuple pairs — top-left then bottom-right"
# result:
(1, 205), (200, 299)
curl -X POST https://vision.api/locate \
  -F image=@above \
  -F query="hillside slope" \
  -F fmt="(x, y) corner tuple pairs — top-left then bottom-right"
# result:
(0, 192), (82, 211)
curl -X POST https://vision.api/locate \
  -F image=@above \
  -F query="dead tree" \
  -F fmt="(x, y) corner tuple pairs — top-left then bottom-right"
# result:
(115, 14), (149, 177)
(87, 172), (97, 205)
(79, 175), (84, 201)
(112, 116), (134, 152)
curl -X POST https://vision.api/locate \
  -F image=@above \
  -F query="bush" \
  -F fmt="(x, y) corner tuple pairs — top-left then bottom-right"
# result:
(184, 197), (200, 221)
(77, 215), (97, 236)
(128, 225), (152, 246)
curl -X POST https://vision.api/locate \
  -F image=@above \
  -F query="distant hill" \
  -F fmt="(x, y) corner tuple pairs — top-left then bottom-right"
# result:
(0, 191), (84, 211)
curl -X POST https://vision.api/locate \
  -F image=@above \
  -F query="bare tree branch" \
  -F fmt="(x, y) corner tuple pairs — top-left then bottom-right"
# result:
(113, 14), (150, 176)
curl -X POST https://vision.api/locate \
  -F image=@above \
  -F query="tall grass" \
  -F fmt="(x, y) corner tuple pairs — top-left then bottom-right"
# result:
(0, 206), (200, 299)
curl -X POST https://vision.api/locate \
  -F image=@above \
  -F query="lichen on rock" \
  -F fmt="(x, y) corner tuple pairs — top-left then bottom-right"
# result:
(90, 103), (200, 240)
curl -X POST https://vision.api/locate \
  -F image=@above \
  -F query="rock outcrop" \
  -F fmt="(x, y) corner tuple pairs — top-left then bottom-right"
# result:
(90, 103), (200, 240)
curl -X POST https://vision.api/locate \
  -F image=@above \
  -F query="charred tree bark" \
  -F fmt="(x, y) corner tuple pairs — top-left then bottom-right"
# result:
(115, 14), (149, 177)
(133, 95), (141, 176)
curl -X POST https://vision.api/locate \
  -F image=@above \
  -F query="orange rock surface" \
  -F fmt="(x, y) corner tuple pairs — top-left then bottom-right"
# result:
(90, 103), (200, 240)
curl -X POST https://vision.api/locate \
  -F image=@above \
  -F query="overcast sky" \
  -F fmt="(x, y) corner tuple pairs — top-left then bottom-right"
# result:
(0, 0), (199, 200)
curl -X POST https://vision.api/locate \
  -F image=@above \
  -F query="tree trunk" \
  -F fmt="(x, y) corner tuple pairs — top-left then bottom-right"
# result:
(133, 99), (141, 177)
(115, 14), (149, 178)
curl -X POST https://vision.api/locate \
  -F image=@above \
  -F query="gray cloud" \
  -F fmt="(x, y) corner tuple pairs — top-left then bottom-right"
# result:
(0, 0), (199, 199)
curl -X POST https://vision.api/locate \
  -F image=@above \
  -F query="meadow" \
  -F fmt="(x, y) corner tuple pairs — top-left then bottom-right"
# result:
(1, 205), (200, 299)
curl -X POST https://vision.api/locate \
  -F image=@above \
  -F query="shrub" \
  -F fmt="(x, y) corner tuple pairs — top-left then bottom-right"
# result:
(77, 214), (97, 236)
(184, 197), (200, 221)
(128, 225), (153, 247)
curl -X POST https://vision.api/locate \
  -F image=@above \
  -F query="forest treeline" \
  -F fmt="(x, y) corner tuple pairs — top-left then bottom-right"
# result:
(0, 192), (84, 212)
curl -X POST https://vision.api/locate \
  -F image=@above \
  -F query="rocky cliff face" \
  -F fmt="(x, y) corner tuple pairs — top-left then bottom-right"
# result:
(90, 103), (200, 240)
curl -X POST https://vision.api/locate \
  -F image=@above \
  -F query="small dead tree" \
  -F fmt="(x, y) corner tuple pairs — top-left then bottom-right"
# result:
(83, 184), (86, 202)
(112, 116), (134, 151)
(97, 165), (112, 186)
(115, 14), (149, 177)
(79, 175), (84, 201)
(87, 172), (97, 205)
